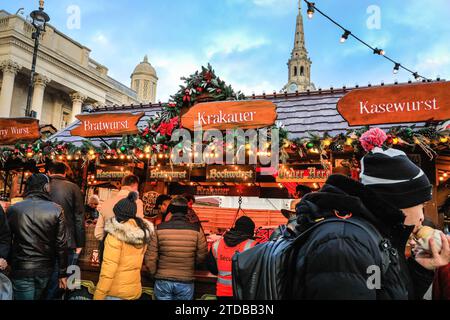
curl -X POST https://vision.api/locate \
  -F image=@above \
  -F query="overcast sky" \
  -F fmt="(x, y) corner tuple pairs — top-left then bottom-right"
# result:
(5, 0), (450, 101)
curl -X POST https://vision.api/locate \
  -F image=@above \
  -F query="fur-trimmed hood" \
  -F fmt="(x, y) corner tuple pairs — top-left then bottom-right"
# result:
(104, 218), (154, 246)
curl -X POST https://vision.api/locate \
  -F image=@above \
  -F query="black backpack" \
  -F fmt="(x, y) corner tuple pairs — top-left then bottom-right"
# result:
(232, 217), (393, 300)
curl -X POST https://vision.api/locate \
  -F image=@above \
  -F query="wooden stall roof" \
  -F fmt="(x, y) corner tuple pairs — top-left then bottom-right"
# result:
(49, 80), (446, 144)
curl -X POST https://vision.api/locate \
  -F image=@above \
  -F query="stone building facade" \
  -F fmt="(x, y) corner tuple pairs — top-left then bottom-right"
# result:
(0, 10), (157, 130)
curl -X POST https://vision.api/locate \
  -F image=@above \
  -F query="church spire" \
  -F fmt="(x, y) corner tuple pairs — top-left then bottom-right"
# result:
(292, 0), (306, 55)
(284, 0), (314, 93)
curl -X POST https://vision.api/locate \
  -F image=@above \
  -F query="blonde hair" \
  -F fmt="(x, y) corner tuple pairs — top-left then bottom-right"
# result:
(88, 195), (100, 205)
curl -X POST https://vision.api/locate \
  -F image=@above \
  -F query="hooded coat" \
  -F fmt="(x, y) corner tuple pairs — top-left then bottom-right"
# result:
(291, 174), (434, 300)
(94, 218), (154, 300)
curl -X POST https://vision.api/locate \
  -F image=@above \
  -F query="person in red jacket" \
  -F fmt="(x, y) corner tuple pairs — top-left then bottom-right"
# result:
(433, 264), (450, 300)
(206, 216), (256, 300)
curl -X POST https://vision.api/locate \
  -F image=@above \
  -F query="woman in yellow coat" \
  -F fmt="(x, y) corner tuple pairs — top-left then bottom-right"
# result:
(94, 192), (154, 300)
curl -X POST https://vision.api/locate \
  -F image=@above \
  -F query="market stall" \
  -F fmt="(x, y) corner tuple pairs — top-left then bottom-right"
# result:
(1, 64), (449, 299)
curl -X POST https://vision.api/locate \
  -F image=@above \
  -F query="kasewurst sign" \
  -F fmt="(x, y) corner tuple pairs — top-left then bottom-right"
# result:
(337, 81), (450, 126)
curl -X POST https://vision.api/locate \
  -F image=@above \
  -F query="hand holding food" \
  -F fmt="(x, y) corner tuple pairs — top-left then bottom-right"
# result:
(414, 226), (443, 254)
(414, 228), (450, 271)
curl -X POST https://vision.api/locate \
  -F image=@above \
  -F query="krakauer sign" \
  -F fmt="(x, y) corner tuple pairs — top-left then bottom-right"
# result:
(337, 82), (450, 126)
(181, 100), (277, 130)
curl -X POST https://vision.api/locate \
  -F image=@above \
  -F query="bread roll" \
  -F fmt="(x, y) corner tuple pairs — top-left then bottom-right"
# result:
(415, 226), (443, 253)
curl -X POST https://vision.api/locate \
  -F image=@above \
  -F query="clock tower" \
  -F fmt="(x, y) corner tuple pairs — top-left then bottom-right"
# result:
(284, 0), (315, 93)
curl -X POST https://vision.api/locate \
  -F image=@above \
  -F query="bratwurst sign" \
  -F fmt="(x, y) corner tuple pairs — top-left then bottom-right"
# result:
(70, 112), (144, 137)
(181, 100), (277, 131)
(337, 82), (450, 126)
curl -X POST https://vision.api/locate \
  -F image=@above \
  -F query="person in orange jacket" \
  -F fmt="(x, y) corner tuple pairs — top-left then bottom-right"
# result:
(206, 216), (256, 300)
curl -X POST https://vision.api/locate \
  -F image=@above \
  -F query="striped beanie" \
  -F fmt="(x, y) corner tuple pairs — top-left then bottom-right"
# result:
(360, 147), (432, 209)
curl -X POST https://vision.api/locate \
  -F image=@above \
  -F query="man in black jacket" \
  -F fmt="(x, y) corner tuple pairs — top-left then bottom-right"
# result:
(7, 174), (68, 300)
(0, 204), (10, 271)
(292, 146), (450, 299)
(47, 162), (85, 299)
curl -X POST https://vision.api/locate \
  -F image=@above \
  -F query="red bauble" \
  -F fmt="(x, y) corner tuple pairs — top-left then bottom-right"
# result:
(386, 135), (394, 145)
(196, 87), (203, 93)
(204, 72), (213, 83)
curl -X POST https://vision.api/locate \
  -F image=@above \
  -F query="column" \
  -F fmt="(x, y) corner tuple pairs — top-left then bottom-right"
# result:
(52, 95), (64, 128)
(70, 92), (86, 123)
(0, 59), (21, 118)
(31, 74), (50, 120)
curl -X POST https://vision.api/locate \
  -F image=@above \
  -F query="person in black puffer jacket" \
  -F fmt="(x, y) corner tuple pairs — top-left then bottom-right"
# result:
(291, 129), (450, 300)
(7, 174), (68, 300)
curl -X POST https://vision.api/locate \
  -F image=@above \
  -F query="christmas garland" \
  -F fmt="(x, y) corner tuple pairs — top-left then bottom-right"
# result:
(290, 124), (449, 160)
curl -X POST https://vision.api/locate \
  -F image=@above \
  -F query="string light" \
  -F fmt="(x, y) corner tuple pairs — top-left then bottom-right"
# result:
(393, 63), (400, 74)
(306, 1), (315, 19)
(340, 30), (351, 43)
(303, 0), (430, 81)
(373, 48), (385, 56)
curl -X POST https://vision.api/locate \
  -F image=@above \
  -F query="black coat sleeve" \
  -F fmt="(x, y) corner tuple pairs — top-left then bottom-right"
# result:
(72, 185), (86, 248)
(0, 206), (11, 259)
(407, 257), (435, 300)
(205, 249), (218, 275)
(302, 236), (378, 300)
(56, 209), (69, 277)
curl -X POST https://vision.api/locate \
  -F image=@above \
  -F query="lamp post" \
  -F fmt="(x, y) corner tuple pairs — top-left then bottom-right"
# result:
(25, 0), (50, 118)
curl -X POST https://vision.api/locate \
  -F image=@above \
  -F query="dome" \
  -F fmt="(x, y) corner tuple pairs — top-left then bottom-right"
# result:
(132, 55), (157, 77)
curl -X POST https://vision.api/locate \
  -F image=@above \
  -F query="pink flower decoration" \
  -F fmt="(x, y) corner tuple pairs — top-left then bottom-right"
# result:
(359, 128), (388, 152)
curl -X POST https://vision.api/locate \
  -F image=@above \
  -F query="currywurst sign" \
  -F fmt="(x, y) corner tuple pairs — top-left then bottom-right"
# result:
(337, 82), (450, 126)
(0, 118), (40, 145)
(71, 112), (144, 137)
(181, 100), (277, 131)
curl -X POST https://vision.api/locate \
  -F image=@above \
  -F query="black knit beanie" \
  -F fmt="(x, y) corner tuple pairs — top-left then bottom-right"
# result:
(234, 216), (255, 237)
(113, 192), (138, 222)
(360, 147), (432, 209)
(25, 174), (50, 196)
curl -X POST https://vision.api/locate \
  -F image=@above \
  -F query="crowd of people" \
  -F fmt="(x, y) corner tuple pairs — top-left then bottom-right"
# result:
(0, 132), (450, 301)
